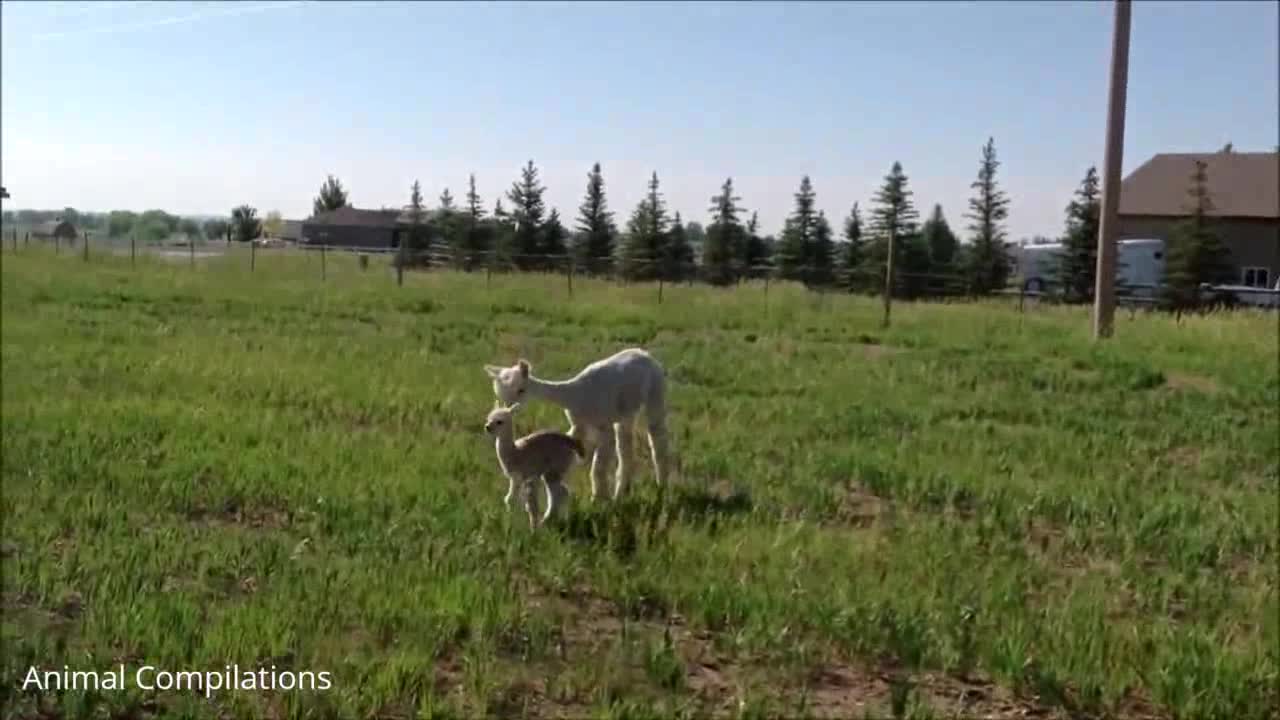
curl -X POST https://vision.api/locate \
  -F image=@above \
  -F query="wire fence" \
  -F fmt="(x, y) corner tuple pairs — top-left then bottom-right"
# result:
(5, 227), (1277, 316)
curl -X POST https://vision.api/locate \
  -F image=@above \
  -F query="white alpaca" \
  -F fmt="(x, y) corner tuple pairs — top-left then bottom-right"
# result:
(483, 403), (584, 528)
(484, 347), (672, 502)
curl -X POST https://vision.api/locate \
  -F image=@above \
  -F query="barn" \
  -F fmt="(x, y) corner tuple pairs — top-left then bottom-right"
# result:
(300, 207), (403, 250)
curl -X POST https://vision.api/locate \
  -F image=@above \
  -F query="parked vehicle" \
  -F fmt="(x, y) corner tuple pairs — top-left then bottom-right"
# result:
(1013, 237), (1167, 297)
(1203, 277), (1280, 308)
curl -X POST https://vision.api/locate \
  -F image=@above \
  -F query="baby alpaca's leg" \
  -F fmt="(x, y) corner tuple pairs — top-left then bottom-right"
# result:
(590, 424), (616, 503)
(522, 478), (541, 529)
(503, 473), (517, 510)
(613, 417), (636, 500)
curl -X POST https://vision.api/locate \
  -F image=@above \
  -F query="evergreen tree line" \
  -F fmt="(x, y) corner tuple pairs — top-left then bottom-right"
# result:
(364, 138), (1022, 295)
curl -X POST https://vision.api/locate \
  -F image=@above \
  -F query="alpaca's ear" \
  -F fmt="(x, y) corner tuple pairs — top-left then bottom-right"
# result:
(483, 364), (503, 378)
(517, 359), (530, 378)
(508, 402), (522, 414)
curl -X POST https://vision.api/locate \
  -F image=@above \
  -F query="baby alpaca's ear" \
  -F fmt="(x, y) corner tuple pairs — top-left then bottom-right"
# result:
(517, 359), (530, 378)
(484, 364), (503, 378)
(508, 402), (522, 414)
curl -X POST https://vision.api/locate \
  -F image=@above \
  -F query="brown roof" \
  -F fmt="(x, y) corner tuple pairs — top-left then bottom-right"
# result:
(306, 206), (400, 228)
(1119, 151), (1279, 219)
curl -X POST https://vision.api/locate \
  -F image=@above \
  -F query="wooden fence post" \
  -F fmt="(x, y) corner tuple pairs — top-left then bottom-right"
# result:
(320, 244), (327, 281)
(250, 240), (256, 272)
(396, 244), (404, 287)
(567, 258), (574, 299)
(131, 235), (136, 267)
(189, 237), (195, 267)
(658, 276), (664, 304)
(82, 232), (89, 262)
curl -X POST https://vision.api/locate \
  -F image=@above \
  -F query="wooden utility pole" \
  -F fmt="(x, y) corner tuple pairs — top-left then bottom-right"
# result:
(1092, 0), (1132, 339)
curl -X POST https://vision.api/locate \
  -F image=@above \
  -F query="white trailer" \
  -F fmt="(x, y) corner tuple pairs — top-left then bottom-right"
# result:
(1012, 238), (1167, 296)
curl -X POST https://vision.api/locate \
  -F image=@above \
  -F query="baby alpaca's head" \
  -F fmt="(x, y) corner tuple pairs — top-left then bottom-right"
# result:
(483, 359), (531, 407)
(483, 402), (522, 437)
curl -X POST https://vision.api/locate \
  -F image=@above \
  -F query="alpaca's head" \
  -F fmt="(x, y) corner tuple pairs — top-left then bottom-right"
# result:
(484, 359), (530, 406)
(483, 402), (521, 437)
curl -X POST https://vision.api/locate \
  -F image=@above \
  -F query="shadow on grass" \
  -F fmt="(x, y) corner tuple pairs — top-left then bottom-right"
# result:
(550, 483), (753, 560)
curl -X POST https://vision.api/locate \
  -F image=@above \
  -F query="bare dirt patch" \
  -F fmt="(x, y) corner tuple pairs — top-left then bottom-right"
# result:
(474, 574), (1076, 719)
(834, 482), (894, 529)
(185, 501), (292, 531)
(1164, 445), (1204, 469)
(1164, 372), (1220, 394)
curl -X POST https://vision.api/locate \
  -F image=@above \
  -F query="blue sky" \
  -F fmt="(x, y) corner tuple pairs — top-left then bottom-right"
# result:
(2, 0), (1276, 239)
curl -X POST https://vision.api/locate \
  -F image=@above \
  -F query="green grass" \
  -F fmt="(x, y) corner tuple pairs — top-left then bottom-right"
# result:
(2, 247), (1277, 719)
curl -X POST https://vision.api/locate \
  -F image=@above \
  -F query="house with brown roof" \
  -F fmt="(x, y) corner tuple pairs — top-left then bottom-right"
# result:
(1118, 149), (1279, 289)
(300, 206), (403, 250)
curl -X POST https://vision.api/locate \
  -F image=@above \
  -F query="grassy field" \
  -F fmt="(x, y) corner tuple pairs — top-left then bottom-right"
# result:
(2, 248), (1276, 720)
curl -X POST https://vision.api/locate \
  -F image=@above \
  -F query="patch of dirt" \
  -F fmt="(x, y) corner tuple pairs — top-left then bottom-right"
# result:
(860, 343), (907, 360)
(185, 501), (292, 531)
(472, 574), (1079, 719)
(1163, 445), (1203, 469)
(834, 483), (893, 529)
(1164, 372), (1220, 394)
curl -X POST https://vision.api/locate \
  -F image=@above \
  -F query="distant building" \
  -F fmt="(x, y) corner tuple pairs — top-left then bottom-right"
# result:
(274, 220), (303, 243)
(300, 206), (403, 250)
(1118, 149), (1279, 289)
(32, 218), (78, 242)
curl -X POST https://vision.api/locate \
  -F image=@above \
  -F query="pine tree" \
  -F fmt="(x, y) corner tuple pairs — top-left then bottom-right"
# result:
(541, 208), (569, 263)
(575, 162), (617, 274)
(664, 211), (695, 281)
(1052, 166), (1101, 301)
(466, 174), (486, 222)
(462, 174), (488, 270)
(1165, 159), (1233, 306)
(962, 138), (1012, 294)
(404, 180), (428, 268)
(921, 204), (958, 268)
(840, 202), (866, 291)
(704, 177), (744, 286)
(432, 187), (461, 267)
(506, 160), (547, 270)
(492, 197), (514, 266)
(778, 176), (819, 283)
(742, 211), (770, 279)
(619, 172), (670, 281)
(810, 211), (836, 286)
(312, 175), (349, 216)
(865, 163), (921, 295)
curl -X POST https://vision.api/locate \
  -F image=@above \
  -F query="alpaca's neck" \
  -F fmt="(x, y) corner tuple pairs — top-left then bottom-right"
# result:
(527, 375), (580, 408)
(494, 433), (519, 469)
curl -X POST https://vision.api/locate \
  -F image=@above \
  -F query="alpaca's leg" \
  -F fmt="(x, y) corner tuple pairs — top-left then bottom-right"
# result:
(613, 417), (636, 499)
(503, 474), (517, 510)
(645, 380), (672, 487)
(523, 478), (541, 528)
(590, 425), (616, 503)
(543, 474), (568, 523)
(565, 410), (589, 448)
